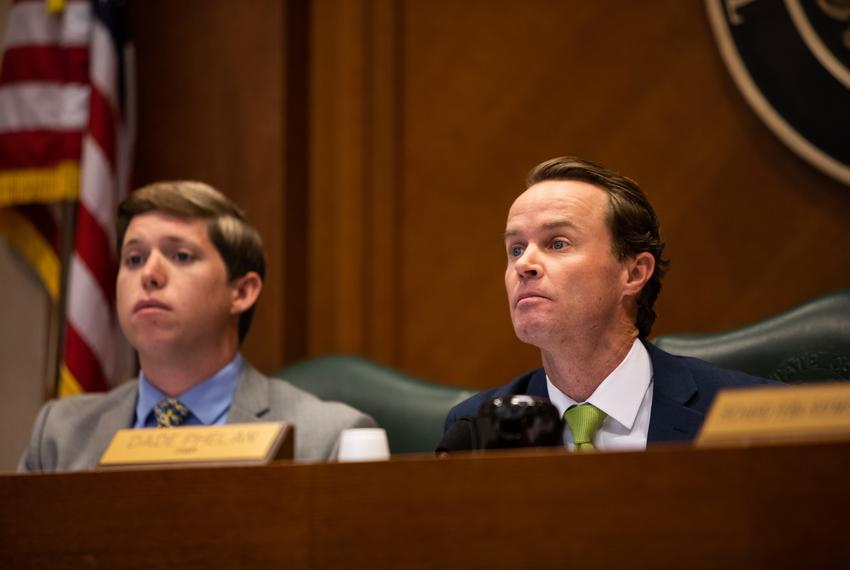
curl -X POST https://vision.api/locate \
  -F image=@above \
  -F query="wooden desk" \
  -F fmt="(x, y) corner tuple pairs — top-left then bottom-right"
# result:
(1, 441), (848, 569)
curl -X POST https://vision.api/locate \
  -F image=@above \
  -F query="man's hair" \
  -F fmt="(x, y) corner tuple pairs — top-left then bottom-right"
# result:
(526, 156), (670, 339)
(117, 181), (266, 342)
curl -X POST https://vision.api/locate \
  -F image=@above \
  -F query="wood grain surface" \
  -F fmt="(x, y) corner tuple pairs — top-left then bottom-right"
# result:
(2, 441), (848, 568)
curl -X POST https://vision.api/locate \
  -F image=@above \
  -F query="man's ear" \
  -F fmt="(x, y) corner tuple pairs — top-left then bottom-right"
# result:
(230, 271), (263, 315)
(623, 252), (655, 297)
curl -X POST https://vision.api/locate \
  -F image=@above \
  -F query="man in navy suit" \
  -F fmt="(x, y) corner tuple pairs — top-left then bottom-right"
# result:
(440, 157), (774, 452)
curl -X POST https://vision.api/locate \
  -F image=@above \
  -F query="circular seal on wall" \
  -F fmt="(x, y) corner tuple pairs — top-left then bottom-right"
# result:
(706, 0), (850, 186)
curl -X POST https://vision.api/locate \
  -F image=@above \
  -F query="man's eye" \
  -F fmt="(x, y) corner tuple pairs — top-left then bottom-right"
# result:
(552, 239), (567, 250)
(510, 245), (524, 257)
(174, 251), (193, 263)
(124, 254), (143, 267)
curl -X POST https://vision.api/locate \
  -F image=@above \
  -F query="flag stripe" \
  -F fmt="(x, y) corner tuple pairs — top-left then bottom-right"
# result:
(73, 202), (115, 305)
(85, 84), (116, 168)
(0, 83), (90, 132)
(66, 253), (115, 374)
(88, 24), (118, 105)
(0, 45), (88, 84)
(79, 135), (117, 244)
(63, 322), (108, 392)
(3, 1), (90, 49)
(0, 130), (83, 169)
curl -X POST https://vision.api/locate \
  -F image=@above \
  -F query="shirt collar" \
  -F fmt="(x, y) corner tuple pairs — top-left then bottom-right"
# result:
(134, 353), (243, 427)
(546, 338), (652, 431)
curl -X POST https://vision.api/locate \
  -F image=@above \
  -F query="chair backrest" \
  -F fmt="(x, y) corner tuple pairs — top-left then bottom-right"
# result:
(652, 289), (850, 383)
(271, 355), (476, 454)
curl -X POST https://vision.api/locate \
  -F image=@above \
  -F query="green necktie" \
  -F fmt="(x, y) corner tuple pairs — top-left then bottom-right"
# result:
(564, 403), (607, 452)
(154, 398), (191, 428)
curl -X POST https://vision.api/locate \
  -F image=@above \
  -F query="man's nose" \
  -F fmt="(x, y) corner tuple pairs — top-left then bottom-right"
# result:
(141, 252), (167, 291)
(515, 246), (543, 279)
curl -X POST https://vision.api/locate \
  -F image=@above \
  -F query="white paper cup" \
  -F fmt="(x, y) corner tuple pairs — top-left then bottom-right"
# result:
(337, 428), (390, 462)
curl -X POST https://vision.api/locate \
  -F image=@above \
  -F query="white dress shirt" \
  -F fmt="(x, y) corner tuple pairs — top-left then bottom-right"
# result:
(546, 339), (654, 451)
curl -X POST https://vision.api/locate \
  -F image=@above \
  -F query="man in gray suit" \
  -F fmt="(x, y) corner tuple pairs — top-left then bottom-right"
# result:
(20, 181), (375, 472)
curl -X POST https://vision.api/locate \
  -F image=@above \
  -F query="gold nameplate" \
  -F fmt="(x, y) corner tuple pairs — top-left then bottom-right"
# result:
(98, 422), (294, 468)
(697, 383), (850, 447)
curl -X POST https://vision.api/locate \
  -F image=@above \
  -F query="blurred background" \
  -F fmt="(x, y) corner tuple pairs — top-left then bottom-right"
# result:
(1, 0), (848, 470)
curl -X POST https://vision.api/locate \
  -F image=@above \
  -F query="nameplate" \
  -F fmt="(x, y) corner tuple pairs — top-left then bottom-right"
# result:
(697, 383), (850, 447)
(98, 422), (294, 468)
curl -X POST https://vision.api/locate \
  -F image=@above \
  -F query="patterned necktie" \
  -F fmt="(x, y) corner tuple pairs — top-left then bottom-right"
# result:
(154, 398), (191, 428)
(564, 403), (607, 452)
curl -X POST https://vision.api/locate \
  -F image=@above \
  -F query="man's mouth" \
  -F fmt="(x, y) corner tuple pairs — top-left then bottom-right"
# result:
(514, 292), (550, 308)
(133, 299), (171, 313)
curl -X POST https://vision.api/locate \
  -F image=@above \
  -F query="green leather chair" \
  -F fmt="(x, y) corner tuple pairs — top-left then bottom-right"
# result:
(271, 355), (476, 454)
(653, 289), (850, 383)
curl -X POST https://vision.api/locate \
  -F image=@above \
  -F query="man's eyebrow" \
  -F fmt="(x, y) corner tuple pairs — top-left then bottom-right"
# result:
(121, 235), (197, 250)
(121, 237), (142, 250)
(504, 219), (577, 239)
(161, 235), (196, 246)
(541, 219), (577, 231)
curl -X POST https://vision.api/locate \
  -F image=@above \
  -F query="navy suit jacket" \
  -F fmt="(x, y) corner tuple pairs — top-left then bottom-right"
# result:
(443, 342), (779, 444)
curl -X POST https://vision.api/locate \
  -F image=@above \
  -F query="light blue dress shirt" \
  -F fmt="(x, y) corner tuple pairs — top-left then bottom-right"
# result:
(133, 353), (243, 428)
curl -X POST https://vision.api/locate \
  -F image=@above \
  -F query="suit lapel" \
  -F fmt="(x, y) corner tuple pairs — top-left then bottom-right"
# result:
(526, 369), (549, 398)
(645, 342), (705, 442)
(226, 364), (270, 423)
(87, 383), (137, 464)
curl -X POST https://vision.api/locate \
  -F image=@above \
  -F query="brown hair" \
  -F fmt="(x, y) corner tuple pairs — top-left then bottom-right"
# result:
(526, 156), (670, 338)
(117, 181), (266, 342)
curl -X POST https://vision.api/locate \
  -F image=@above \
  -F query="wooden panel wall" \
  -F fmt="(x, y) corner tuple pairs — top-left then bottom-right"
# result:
(309, 0), (403, 363)
(131, 1), (850, 388)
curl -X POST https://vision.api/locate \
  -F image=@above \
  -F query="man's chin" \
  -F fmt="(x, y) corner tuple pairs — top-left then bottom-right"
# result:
(128, 334), (179, 358)
(513, 321), (549, 347)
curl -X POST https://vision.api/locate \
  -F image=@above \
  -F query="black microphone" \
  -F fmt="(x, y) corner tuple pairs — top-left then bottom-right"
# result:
(435, 416), (480, 454)
(477, 394), (563, 449)
(436, 395), (563, 454)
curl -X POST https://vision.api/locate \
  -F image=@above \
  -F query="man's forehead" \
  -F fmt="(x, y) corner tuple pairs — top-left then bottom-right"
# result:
(504, 218), (578, 238)
(507, 180), (608, 224)
(123, 212), (209, 246)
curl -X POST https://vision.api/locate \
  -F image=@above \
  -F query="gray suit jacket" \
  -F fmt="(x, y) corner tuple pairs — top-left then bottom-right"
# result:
(18, 364), (376, 472)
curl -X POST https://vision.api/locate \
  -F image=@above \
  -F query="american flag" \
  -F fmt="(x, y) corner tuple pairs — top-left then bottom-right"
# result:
(0, 0), (135, 396)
